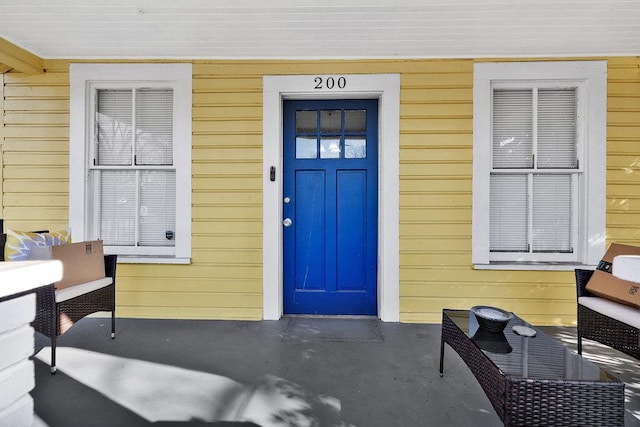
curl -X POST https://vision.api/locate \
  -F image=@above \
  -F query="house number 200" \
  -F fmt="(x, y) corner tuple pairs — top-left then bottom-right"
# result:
(314, 76), (346, 90)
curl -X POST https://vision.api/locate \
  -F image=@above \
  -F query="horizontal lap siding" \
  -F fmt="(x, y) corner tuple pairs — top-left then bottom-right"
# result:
(2, 64), (70, 229)
(606, 57), (640, 246)
(189, 63), (263, 319)
(399, 61), (475, 323)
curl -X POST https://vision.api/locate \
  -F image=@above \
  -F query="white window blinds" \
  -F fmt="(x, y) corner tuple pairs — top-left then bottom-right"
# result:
(100, 171), (136, 246)
(532, 174), (572, 252)
(492, 89), (533, 168)
(537, 89), (577, 168)
(490, 175), (528, 252)
(96, 90), (133, 165)
(139, 171), (176, 247)
(490, 88), (577, 254)
(136, 89), (174, 166)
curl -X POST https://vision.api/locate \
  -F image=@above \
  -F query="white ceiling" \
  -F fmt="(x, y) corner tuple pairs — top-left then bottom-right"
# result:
(1, 0), (639, 60)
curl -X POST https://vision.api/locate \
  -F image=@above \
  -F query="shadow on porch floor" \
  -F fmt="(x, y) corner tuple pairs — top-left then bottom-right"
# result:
(31, 318), (640, 427)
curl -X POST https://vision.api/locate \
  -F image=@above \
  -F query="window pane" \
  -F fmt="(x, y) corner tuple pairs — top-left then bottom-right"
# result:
(490, 174), (528, 252)
(296, 137), (317, 159)
(96, 89), (133, 165)
(345, 137), (366, 158)
(139, 171), (176, 247)
(345, 110), (366, 132)
(296, 110), (317, 133)
(320, 137), (341, 159)
(493, 90), (533, 168)
(537, 89), (577, 169)
(136, 89), (173, 165)
(99, 170), (136, 246)
(532, 174), (572, 252)
(320, 110), (341, 133)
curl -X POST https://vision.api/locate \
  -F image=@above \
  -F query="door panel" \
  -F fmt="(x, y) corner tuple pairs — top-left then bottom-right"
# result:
(336, 170), (367, 291)
(294, 170), (325, 291)
(283, 99), (378, 315)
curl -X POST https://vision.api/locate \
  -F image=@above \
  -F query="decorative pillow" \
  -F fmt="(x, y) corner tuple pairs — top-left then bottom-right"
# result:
(4, 228), (71, 261)
(0, 233), (6, 261)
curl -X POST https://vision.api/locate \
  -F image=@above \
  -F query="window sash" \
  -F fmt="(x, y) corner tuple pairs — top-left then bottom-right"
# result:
(94, 87), (174, 167)
(489, 84), (580, 261)
(492, 87), (577, 170)
(490, 172), (577, 260)
(89, 83), (177, 255)
(92, 170), (176, 252)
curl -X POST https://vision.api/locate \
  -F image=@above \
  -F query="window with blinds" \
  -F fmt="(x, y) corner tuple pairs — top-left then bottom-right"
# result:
(91, 87), (176, 251)
(472, 61), (606, 268)
(489, 87), (578, 257)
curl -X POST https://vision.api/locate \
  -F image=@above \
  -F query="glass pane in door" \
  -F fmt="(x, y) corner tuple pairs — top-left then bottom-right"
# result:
(320, 110), (341, 132)
(345, 137), (366, 158)
(345, 110), (366, 132)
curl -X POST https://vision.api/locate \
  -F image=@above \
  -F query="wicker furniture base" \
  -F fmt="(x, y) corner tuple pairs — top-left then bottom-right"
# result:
(575, 269), (640, 359)
(440, 310), (625, 427)
(32, 254), (117, 374)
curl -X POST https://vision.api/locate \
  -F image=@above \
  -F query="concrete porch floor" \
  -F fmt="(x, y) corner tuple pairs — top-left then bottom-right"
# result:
(31, 317), (640, 427)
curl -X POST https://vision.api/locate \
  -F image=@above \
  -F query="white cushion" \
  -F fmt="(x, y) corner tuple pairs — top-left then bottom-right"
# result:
(579, 296), (640, 329)
(55, 277), (113, 303)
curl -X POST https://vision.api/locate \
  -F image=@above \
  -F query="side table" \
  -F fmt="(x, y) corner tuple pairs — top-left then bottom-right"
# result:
(440, 309), (625, 426)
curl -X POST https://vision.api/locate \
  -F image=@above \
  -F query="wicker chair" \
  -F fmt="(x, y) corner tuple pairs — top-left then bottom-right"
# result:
(575, 269), (640, 359)
(33, 255), (117, 373)
(0, 220), (117, 374)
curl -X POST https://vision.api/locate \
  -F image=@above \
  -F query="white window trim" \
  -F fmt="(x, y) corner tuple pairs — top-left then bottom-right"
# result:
(472, 61), (607, 270)
(262, 74), (400, 321)
(70, 63), (192, 264)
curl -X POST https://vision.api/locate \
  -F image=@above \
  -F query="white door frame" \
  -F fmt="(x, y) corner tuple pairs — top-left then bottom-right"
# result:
(262, 74), (400, 321)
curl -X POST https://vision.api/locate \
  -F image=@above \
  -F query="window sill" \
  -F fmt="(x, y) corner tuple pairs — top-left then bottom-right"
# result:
(474, 263), (597, 271)
(111, 256), (191, 265)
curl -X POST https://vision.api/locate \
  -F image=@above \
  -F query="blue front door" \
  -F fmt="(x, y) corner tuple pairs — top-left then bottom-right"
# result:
(283, 99), (378, 315)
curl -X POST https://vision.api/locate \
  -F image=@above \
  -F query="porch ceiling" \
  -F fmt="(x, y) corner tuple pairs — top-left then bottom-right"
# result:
(0, 0), (639, 68)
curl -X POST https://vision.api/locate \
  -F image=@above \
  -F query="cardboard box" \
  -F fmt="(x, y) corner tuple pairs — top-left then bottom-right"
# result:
(586, 243), (640, 308)
(41, 241), (105, 290)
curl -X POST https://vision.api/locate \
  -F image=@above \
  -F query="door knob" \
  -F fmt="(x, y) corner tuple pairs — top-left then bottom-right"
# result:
(282, 218), (292, 227)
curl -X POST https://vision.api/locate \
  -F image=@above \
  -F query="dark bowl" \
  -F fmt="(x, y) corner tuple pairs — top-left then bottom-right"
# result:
(471, 306), (514, 333)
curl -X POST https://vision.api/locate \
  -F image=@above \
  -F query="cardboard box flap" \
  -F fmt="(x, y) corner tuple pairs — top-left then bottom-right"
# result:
(51, 240), (105, 290)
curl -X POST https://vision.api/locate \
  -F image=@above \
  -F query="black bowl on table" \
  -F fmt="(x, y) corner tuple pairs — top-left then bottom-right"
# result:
(471, 306), (514, 333)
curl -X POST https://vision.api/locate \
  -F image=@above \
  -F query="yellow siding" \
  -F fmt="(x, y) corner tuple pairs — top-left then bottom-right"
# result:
(1, 57), (639, 325)
(1, 62), (69, 229)
(0, 74), (3, 214)
(607, 57), (640, 248)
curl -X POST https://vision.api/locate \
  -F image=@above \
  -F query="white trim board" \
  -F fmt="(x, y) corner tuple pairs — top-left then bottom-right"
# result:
(262, 74), (400, 321)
